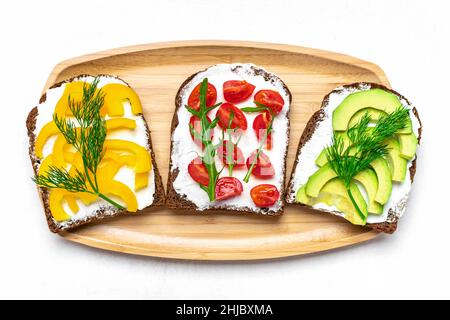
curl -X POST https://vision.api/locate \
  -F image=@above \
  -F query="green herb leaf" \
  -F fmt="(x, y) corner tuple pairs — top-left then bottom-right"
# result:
(240, 107), (268, 113)
(185, 105), (200, 117)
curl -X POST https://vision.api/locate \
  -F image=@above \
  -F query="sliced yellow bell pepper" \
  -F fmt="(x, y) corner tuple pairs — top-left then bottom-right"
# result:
(104, 139), (151, 173)
(65, 195), (79, 213)
(102, 83), (143, 116)
(98, 177), (138, 212)
(49, 189), (71, 222)
(38, 154), (54, 176)
(54, 82), (87, 117)
(135, 172), (148, 191)
(35, 122), (58, 159)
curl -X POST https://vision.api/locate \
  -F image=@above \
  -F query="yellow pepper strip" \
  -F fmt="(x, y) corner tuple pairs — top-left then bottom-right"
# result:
(49, 189), (71, 222)
(104, 139), (151, 173)
(52, 134), (69, 167)
(98, 159), (122, 180)
(104, 150), (136, 167)
(105, 118), (136, 131)
(135, 172), (148, 191)
(102, 83), (143, 116)
(35, 122), (58, 159)
(38, 154), (54, 176)
(54, 82), (87, 118)
(98, 177), (138, 212)
(65, 195), (79, 213)
(77, 192), (97, 205)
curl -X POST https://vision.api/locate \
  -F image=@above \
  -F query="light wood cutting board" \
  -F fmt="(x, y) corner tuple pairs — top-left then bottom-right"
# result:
(43, 40), (390, 260)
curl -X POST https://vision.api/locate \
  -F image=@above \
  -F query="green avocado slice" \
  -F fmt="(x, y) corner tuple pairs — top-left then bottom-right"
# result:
(353, 169), (383, 215)
(332, 89), (404, 131)
(385, 138), (407, 182)
(370, 157), (392, 205)
(305, 164), (337, 198)
(317, 178), (368, 226)
(348, 107), (412, 134)
(398, 133), (418, 160)
(295, 185), (310, 204)
(315, 148), (328, 167)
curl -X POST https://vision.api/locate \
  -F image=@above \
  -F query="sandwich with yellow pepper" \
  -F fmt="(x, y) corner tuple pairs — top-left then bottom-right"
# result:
(27, 75), (164, 233)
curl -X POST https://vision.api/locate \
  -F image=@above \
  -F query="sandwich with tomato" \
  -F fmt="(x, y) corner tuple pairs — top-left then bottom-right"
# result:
(167, 64), (292, 214)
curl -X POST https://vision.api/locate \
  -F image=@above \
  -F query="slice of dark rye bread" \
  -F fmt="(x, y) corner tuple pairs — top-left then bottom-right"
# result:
(26, 74), (165, 233)
(166, 64), (292, 215)
(286, 82), (422, 234)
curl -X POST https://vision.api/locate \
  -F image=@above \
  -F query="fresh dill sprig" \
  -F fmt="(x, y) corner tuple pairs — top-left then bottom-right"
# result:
(326, 107), (410, 219)
(33, 166), (88, 193)
(33, 78), (124, 210)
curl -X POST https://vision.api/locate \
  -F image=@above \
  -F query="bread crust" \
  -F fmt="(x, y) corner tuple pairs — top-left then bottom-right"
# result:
(286, 82), (422, 234)
(27, 74), (165, 233)
(166, 65), (292, 215)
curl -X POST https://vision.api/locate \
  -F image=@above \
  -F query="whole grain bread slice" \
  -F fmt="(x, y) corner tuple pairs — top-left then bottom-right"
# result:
(166, 64), (292, 215)
(286, 82), (422, 234)
(27, 75), (165, 233)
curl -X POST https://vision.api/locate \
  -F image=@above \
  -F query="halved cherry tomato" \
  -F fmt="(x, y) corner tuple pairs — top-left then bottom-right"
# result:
(188, 82), (217, 112)
(217, 140), (245, 168)
(215, 177), (243, 201)
(254, 90), (284, 115)
(188, 157), (209, 186)
(253, 111), (272, 150)
(246, 150), (275, 179)
(216, 103), (248, 131)
(189, 115), (213, 148)
(223, 80), (256, 103)
(250, 184), (280, 207)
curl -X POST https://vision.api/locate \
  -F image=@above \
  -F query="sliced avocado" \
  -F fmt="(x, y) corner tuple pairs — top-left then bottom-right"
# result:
(315, 148), (328, 167)
(348, 108), (412, 135)
(295, 185), (311, 204)
(353, 169), (383, 215)
(384, 138), (407, 182)
(332, 89), (404, 131)
(398, 133), (418, 160)
(317, 178), (368, 226)
(305, 164), (337, 198)
(370, 157), (392, 205)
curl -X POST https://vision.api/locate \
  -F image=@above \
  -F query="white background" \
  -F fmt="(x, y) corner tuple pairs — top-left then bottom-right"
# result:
(0, 0), (449, 299)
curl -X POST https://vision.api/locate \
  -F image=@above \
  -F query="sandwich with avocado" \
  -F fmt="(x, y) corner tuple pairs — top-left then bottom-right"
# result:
(286, 83), (421, 233)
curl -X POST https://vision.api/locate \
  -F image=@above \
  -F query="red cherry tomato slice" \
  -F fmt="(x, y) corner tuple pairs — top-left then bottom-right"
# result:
(215, 177), (243, 201)
(188, 157), (209, 186)
(216, 103), (248, 131)
(250, 184), (280, 207)
(253, 111), (272, 150)
(189, 115), (213, 148)
(188, 82), (217, 112)
(246, 150), (275, 179)
(223, 80), (256, 103)
(217, 140), (245, 168)
(254, 90), (284, 115)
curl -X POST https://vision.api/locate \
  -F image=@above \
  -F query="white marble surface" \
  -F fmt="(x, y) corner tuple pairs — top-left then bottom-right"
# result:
(0, 0), (449, 299)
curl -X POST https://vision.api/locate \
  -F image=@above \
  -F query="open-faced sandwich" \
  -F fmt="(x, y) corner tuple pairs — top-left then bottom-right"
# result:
(167, 64), (292, 215)
(27, 75), (165, 233)
(286, 83), (421, 233)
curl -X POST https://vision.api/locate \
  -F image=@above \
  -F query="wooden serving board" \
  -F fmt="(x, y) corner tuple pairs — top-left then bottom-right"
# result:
(44, 41), (389, 260)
